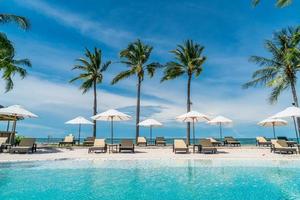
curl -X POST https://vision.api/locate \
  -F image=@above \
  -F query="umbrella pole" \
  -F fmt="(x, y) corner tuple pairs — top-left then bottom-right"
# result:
(111, 118), (114, 144)
(150, 126), (152, 145)
(292, 116), (299, 143)
(6, 121), (10, 132)
(11, 116), (17, 145)
(219, 122), (223, 141)
(272, 124), (276, 139)
(193, 119), (195, 145)
(78, 124), (81, 145)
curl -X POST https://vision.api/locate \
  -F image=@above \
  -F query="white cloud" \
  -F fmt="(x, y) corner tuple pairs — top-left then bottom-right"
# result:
(14, 0), (135, 48)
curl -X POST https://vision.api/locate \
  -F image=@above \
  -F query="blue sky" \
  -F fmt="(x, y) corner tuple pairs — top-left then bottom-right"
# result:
(1, 0), (300, 139)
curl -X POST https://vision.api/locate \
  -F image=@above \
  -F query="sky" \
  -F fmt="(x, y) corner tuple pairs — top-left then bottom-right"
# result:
(1, 0), (300, 139)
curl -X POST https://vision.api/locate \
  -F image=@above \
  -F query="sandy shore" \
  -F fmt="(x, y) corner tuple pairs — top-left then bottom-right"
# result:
(0, 145), (300, 163)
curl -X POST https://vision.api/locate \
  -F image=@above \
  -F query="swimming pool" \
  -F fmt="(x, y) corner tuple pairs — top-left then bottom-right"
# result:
(1, 159), (300, 200)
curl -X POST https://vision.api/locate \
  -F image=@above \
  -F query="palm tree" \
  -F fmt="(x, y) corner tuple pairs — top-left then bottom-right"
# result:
(161, 40), (206, 145)
(252, 0), (292, 7)
(0, 14), (30, 57)
(111, 39), (160, 142)
(70, 48), (111, 137)
(243, 26), (300, 130)
(0, 14), (31, 92)
(0, 47), (31, 92)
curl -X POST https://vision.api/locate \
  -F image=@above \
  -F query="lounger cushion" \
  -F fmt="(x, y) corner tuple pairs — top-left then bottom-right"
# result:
(93, 139), (106, 147)
(257, 137), (268, 143)
(137, 137), (147, 143)
(174, 139), (187, 148)
(64, 136), (74, 143)
(0, 137), (8, 145)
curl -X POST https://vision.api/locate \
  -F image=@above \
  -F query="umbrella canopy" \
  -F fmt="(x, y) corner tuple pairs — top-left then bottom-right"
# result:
(271, 106), (300, 143)
(258, 118), (287, 127)
(138, 119), (162, 127)
(0, 105), (38, 144)
(65, 116), (93, 125)
(258, 118), (288, 139)
(207, 115), (232, 140)
(176, 111), (210, 144)
(271, 106), (300, 118)
(207, 116), (232, 125)
(138, 119), (162, 144)
(91, 109), (131, 121)
(91, 109), (132, 144)
(176, 111), (210, 122)
(65, 116), (93, 144)
(0, 105), (38, 118)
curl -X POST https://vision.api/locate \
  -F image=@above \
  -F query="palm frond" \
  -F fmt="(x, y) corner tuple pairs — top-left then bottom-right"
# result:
(269, 80), (288, 104)
(0, 32), (14, 59)
(80, 78), (94, 94)
(161, 62), (185, 82)
(111, 69), (135, 84)
(252, 0), (292, 7)
(100, 61), (111, 72)
(146, 62), (162, 77)
(0, 14), (30, 30)
(13, 58), (32, 67)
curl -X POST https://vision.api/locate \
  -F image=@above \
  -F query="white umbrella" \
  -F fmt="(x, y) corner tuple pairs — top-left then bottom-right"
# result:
(258, 118), (288, 139)
(138, 119), (162, 143)
(271, 106), (300, 143)
(0, 105), (38, 144)
(65, 116), (93, 144)
(207, 115), (232, 140)
(176, 111), (210, 144)
(0, 105), (38, 118)
(91, 109), (131, 144)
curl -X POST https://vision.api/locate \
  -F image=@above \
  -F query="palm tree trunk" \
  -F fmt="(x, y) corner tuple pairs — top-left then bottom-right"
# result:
(136, 77), (142, 143)
(290, 81), (300, 137)
(93, 81), (97, 138)
(187, 75), (192, 145)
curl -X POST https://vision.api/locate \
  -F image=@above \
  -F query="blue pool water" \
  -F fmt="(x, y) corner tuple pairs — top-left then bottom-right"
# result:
(1, 159), (300, 200)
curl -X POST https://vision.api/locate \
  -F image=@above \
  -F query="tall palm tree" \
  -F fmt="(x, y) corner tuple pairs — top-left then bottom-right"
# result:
(161, 40), (206, 145)
(111, 39), (160, 142)
(70, 48), (111, 137)
(243, 26), (300, 130)
(252, 0), (292, 7)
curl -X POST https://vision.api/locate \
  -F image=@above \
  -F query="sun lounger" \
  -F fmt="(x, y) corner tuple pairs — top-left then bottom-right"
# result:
(155, 137), (166, 146)
(10, 138), (36, 154)
(173, 139), (189, 154)
(119, 139), (134, 153)
(271, 140), (297, 154)
(224, 136), (241, 147)
(277, 136), (297, 147)
(83, 137), (95, 146)
(199, 139), (217, 154)
(137, 137), (147, 146)
(207, 138), (222, 146)
(88, 139), (107, 153)
(59, 135), (74, 146)
(0, 137), (8, 152)
(256, 137), (272, 147)
(271, 139), (297, 154)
